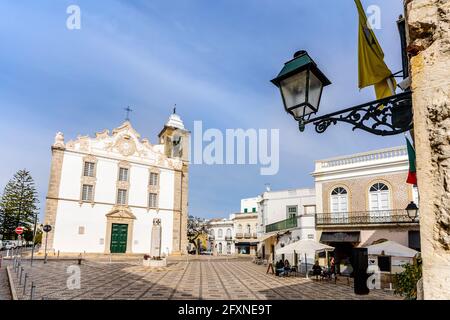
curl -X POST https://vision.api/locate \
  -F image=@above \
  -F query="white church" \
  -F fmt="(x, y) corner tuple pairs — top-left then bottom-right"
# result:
(42, 112), (189, 255)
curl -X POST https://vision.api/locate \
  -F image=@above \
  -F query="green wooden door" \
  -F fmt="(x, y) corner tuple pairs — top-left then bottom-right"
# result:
(110, 223), (128, 253)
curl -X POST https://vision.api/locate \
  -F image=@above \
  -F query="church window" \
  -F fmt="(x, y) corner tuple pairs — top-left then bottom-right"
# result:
(81, 184), (93, 201)
(148, 193), (158, 208)
(149, 172), (159, 186)
(118, 168), (129, 182)
(83, 162), (95, 177)
(117, 189), (127, 205)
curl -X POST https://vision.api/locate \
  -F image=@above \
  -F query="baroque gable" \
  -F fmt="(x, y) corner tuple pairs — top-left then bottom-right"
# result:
(60, 121), (183, 170)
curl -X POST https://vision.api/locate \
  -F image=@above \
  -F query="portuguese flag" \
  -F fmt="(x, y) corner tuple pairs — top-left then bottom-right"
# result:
(406, 136), (417, 185)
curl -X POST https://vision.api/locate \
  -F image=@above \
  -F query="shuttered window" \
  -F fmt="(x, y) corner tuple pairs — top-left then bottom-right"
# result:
(117, 189), (127, 205)
(83, 162), (95, 177)
(118, 168), (129, 182)
(148, 193), (158, 208)
(82, 184), (94, 201)
(149, 172), (159, 186)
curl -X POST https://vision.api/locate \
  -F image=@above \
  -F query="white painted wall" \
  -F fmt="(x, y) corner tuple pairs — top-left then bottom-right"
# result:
(53, 201), (174, 253)
(53, 148), (176, 253)
(240, 197), (260, 213)
(259, 188), (316, 225)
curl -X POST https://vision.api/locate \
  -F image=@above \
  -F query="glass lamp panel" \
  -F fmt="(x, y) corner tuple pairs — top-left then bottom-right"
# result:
(308, 72), (324, 110)
(280, 71), (307, 111)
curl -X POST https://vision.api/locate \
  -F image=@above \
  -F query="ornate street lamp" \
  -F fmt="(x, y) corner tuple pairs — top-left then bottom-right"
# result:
(406, 201), (419, 221)
(271, 50), (413, 135)
(271, 50), (331, 130)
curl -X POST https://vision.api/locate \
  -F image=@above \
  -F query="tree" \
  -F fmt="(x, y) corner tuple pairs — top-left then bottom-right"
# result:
(0, 169), (39, 240)
(393, 255), (422, 300)
(187, 215), (207, 254)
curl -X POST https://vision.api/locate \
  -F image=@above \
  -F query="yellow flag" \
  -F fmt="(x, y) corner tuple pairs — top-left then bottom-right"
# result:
(355, 0), (396, 100)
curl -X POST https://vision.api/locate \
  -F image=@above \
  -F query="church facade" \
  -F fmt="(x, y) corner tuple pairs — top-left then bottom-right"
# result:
(42, 112), (189, 255)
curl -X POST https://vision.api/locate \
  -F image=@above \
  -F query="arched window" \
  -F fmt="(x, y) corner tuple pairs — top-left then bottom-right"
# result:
(369, 183), (390, 211)
(330, 187), (348, 213)
(218, 243), (223, 254)
(210, 229), (215, 237)
(246, 224), (251, 234)
(237, 224), (242, 233)
(369, 182), (391, 222)
(226, 228), (231, 238)
(218, 229), (223, 238)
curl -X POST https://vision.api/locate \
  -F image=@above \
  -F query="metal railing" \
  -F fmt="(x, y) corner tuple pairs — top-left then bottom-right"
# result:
(316, 209), (419, 226)
(265, 217), (298, 233)
(225, 236), (233, 241)
(235, 233), (243, 239)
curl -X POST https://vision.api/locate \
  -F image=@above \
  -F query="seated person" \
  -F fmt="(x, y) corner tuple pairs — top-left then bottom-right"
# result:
(275, 260), (284, 276)
(312, 260), (322, 279)
(283, 259), (291, 275)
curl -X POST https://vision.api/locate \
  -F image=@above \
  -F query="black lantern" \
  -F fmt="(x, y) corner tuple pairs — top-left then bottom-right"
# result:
(271, 50), (331, 124)
(405, 201), (419, 221)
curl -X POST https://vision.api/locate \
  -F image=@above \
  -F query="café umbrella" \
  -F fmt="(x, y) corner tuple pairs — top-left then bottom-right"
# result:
(276, 239), (334, 277)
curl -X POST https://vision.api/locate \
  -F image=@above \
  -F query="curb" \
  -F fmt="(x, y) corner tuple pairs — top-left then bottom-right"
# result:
(6, 266), (18, 300)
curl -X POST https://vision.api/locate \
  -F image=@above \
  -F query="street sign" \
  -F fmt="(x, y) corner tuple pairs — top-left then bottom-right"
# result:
(43, 225), (52, 233)
(15, 227), (24, 235)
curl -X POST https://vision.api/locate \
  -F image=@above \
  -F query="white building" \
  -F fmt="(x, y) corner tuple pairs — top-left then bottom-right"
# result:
(208, 218), (234, 255)
(257, 188), (316, 261)
(240, 197), (260, 214)
(42, 112), (190, 255)
(313, 146), (420, 273)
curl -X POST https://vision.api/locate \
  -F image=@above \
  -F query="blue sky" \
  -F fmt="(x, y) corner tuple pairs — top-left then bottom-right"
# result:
(0, 0), (405, 220)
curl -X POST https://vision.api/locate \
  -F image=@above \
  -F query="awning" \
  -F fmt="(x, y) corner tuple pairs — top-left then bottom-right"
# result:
(258, 232), (278, 242)
(320, 232), (360, 243)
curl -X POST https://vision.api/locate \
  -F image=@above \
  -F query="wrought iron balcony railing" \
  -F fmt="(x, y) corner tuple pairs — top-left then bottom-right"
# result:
(225, 236), (233, 241)
(235, 233), (243, 239)
(244, 233), (251, 239)
(252, 233), (257, 238)
(265, 217), (298, 233)
(316, 209), (419, 227)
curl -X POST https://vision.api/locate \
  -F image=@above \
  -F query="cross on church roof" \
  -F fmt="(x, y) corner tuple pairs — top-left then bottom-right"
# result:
(124, 106), (133, 121)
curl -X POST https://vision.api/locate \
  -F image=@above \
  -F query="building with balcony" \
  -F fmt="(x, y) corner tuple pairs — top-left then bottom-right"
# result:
(207, 218), (234, 255)
(313, 146), (420, 273)
(257, 188), (316, 261)
(231, 212), (258, 255)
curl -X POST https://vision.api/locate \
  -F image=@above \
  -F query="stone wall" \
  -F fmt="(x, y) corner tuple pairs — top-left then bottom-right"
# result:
(405, 0), (450, 299)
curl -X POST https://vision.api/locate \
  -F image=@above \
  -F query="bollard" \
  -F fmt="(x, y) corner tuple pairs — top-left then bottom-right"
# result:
(23, 274), (28, 295)
(30, 282), (35, 300)
(0, 255), (2, 269)
(19, 267), (24, 285)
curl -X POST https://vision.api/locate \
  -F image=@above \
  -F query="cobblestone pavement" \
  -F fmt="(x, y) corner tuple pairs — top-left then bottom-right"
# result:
(6, 258), (401, 300)
(0, 267), (12, 300)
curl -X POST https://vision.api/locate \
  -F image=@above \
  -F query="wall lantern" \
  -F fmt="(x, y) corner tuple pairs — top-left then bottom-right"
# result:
(406, 201), (419, 221)
(271, 50), (331, 127)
